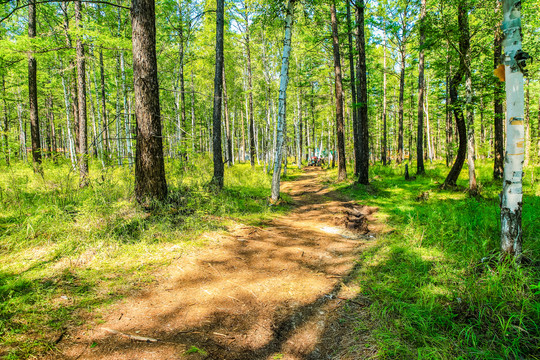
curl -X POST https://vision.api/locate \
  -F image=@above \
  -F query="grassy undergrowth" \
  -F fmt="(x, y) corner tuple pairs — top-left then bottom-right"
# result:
(330, 160), (540, 359)
(0, 156), (290, 359)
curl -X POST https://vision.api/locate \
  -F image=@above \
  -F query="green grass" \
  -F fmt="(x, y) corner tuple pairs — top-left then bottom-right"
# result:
(0, 155), (290, 359)
(330, 160), (540, 359)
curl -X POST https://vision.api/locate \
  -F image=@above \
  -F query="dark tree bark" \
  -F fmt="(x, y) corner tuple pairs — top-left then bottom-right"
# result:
(331, 1), (346, 181)
(493, 20), (504, 179)
(28, 0), (42, 169)
(75, 0), (88, 186)
(416, 0), (426, 175)
(132, 0), (167, 202)
(443, 2), (469, 187)
(244, 15), (256, 168)
(346, 0), (359, 176)
(356, 0), (369, 185)
(211, 0), (225, 188)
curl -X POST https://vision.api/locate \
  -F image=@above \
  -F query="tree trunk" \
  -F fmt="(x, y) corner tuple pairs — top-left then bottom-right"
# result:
(211, 0), (225, 188)
(60, 59), (77, 167)
(190, 70), (196, 154)
(524, 79), (530, 166)
(223, 67), (232, 167)
(382, 29), (387, 165)
(132, 0), (168, 202)
(28, 0), (42, 170)
(493, 7), (504, 179)
(271, 0), (295, 202)
(346, 0), (359, 175)
(356, 0), (369, 184)
(416, 0), (426, 174)
(75, 0), (89, 186)
(177, 10), (186, 157)
(2, 74), (9, 165)
(500, 0), (525, 260)
(98, 49), (110, 156)
(443, 2), (469, 187)
(331, 1), (346, 181)
(296, 88), (302, 169)
(245, 22), (256, 168)
(396, 49), (405, 165)
(466, 69), (478, 195)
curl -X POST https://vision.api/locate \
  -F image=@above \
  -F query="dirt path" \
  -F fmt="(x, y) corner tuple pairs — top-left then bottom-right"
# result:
(52, 168), (378, 360)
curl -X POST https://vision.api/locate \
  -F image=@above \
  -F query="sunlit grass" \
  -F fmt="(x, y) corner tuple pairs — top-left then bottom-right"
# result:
(0, 155), (282, 359)
(330, 159), (540, 359)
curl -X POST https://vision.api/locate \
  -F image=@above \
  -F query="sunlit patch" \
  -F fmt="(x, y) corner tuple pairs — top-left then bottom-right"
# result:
(320, 226), (342, 234)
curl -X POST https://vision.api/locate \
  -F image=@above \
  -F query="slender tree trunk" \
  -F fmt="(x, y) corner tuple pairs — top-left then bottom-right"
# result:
(223, 67), (232, 167)
(244, 21), (256, 168)
(443, 2), (469, 187)
(28, 0), (42, 170)
(75, 0), (89, 186)
(296, 89), (302, 169)
(493, 5), (504, 179)
(346, 0), (359, 175)
(382, 30), (387, 165)
(190, 70), (196, 154)
(356, 0), (369, 184)
(271, 0), (295, 202)
(2, 74), (9, 165)
(331, 1), (346, 181)
(524, 79), (530, 166)
(500, 0), (525, 259)
(211, 0), (225, 188)
(397, 49), (405, 165)
(425, 81), (433, 163)
(416, 0), (426, 174)
(60, 59), (76, 167)
(132, 0), (168, 202)
(177, 10), (186, 157)
(99, 49), (109, 155)
(466, 70), (478, 195)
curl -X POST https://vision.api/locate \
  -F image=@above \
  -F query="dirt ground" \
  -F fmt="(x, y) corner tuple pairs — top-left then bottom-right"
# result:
(49, 168), (379, 360)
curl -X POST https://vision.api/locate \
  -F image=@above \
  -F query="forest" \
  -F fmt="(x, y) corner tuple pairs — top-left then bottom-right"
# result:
(0, 0), (539, 359)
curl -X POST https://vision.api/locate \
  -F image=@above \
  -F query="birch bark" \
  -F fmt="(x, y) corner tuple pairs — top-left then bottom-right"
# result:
(271, 0), (295, 202)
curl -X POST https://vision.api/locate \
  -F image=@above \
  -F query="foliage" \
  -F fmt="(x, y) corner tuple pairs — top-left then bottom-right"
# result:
(331, 160), (540, 359)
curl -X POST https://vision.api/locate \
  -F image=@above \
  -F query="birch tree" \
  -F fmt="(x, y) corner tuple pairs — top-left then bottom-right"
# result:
(270, 0), (295, 202)
(500, 0), (528, 259)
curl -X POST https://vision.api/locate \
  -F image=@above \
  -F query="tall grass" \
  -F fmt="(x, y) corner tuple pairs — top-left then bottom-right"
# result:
(332, 160), (540, 359)
(0, 156), (282, 359)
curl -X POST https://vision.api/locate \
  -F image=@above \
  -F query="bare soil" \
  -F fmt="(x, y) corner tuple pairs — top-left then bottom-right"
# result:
(49, 168), (379, 360)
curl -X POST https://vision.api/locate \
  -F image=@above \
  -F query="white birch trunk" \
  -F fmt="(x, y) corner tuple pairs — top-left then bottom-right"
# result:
(501, 0), (526, 259)
(271, 0), (295, 201)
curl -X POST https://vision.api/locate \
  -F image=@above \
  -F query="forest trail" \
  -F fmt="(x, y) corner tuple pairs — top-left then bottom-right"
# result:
(52, 168), (379, 360)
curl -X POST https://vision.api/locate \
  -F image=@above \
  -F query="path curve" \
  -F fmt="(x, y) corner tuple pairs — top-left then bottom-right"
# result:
(52, 168), (378, 360)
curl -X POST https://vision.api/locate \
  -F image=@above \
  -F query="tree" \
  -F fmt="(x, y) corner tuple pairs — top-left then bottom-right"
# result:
(270, 0), (295, 202)
(443, 2), (469, 188)
(500, 0), (527, 259)
(493, 1), (504, 180)
(28, 0), (42, 171)
(416, 0), (426, 175)
(330, 1), (346, 181)
(75, 0), (88, 186)
(356, 0), (368, 185)
(132, 0), (168, 203)
(345, 0), (359, 175)
(211, 0), (224, 188)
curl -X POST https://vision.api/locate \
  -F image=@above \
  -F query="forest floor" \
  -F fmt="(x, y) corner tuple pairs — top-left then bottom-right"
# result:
(49, 168), (382, 360)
